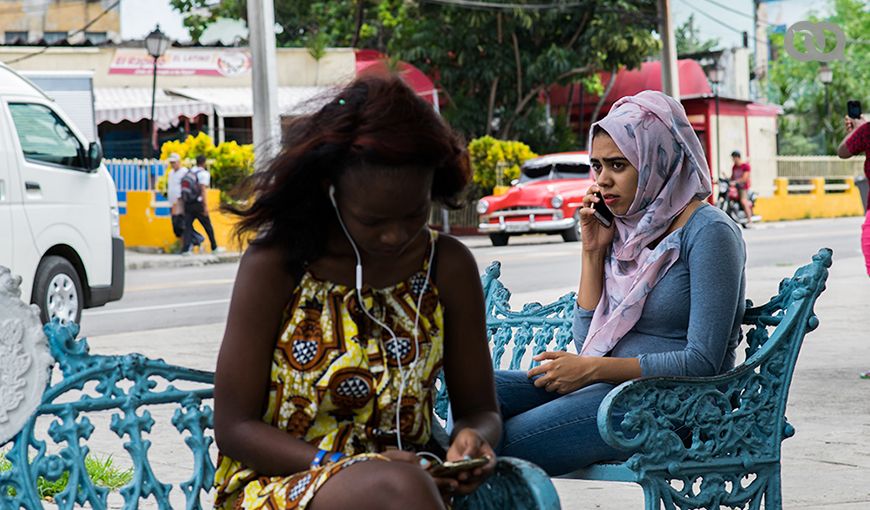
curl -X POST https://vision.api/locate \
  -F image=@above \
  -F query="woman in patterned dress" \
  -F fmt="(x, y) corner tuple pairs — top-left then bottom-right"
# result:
(213, 75), (501, 509)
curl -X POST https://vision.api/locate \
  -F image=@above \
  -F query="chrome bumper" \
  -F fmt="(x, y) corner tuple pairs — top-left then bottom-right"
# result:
(478, 216), (576, 234)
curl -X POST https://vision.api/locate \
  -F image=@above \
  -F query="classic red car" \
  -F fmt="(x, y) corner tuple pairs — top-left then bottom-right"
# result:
(476, 152), (594, 246)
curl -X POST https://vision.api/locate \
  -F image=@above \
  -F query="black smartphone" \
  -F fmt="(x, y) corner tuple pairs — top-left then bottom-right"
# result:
(847, 100), (862, 119)
(592, 191), (614, 228)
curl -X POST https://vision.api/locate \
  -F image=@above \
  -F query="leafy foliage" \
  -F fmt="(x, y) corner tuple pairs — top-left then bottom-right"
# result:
(767, 0), (870, 155)
(0, 453), (132, 499)
(170, 1), (661, 142)
(468, 136), (537, 195)
(676, 14), (720, 55)
(158, 132), (255, 201)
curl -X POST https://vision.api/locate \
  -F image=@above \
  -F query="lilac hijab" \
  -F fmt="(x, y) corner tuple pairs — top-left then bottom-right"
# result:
(578, 91), (712, 356)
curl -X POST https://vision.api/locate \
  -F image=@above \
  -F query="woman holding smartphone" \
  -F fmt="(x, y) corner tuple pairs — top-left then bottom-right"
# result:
(494, 91), (747, 475)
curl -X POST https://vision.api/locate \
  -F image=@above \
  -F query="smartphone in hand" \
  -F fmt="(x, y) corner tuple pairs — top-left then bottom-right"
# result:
(847, 100), (862, 120)
(592, 191), (615, 228)
(427, 456), (490, 478)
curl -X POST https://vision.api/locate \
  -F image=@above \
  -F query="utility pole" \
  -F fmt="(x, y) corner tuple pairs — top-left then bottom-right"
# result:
(658, 0), (680, 99)
(753, 0), (769, 103)
(247, 0), (280, 169)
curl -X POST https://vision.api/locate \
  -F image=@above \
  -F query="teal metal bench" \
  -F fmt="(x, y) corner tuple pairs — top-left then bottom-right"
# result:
(0, 269), (557, 509)
(0, 248), (831, 509)
(436, 248), (832, 510)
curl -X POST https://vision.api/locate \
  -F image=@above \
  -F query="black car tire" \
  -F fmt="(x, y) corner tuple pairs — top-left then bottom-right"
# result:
(32, 255), (83, 324)
(562, 211), (581, 242)
(489, 233), (509, 246)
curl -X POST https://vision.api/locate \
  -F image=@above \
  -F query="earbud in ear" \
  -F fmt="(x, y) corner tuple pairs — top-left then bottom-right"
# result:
(328, 185), (337, 208)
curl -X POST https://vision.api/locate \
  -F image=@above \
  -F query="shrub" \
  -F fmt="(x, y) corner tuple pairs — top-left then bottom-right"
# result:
(159, 133), (254, 202)
(468, 136), (537, 195)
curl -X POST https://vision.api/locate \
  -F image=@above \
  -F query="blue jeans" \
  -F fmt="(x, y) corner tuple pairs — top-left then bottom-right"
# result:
(495, 370), (629, 476)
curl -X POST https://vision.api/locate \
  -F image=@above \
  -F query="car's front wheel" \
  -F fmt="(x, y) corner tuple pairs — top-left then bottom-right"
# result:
(32, 255), (83, 324)
(562, 211), (581, 242)
(489, 233), (509, 246)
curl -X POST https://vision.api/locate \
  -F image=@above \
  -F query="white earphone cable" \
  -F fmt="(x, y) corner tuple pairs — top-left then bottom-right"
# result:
(329, 185), (432, 452)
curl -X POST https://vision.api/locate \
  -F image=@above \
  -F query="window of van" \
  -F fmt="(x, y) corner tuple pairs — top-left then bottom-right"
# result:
(8, 103), (87, 170)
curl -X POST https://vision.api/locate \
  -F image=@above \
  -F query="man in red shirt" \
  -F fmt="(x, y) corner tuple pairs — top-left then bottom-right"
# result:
(730, 150), (753, 225)
(838, 114), (870, 276)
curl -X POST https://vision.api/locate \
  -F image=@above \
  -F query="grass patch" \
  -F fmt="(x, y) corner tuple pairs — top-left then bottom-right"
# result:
(0, 452), (133, 500)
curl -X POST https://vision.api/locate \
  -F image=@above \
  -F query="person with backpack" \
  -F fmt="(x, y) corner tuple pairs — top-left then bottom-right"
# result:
(166, 153), (204, 252)
(181, 154), (222, 255)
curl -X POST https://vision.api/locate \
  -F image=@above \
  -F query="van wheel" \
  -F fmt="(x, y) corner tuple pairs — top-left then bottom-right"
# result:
(562, 211), (581, 242)
(33, 256), (83, 324)
(489, 233), (509, 246)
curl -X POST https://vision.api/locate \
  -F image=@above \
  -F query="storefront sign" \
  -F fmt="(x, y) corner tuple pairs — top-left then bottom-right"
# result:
(109, 49), (252, 77)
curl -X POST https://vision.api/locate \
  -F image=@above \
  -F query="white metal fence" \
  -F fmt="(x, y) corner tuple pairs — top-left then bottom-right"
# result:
(776, 156), (866, 178)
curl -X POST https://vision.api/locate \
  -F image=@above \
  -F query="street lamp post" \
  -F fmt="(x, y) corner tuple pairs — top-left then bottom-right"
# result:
(707, 65), (724, 179)
(819, 64), (833, 153)
(144, 25), (170, 155)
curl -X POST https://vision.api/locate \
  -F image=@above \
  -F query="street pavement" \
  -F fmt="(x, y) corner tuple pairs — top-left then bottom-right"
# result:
(67, 216), (869, 508)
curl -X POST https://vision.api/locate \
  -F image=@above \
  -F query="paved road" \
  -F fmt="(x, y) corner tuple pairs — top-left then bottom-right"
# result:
(79, 216), (864, 338)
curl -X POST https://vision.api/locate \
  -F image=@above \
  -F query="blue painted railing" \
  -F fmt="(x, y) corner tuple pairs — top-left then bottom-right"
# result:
(106, 159), (165, 192)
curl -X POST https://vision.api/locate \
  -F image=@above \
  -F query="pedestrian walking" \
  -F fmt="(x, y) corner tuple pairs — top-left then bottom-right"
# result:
(166, 153), (203, 252)
(838, 114), (870, 276)
(180, 154), (221, 255)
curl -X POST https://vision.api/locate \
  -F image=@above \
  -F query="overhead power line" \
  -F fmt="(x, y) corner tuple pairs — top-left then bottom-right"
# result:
(3, 0), (121, 65)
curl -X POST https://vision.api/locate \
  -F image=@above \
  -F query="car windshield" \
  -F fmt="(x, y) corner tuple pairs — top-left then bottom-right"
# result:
(519, 161), (590, 183)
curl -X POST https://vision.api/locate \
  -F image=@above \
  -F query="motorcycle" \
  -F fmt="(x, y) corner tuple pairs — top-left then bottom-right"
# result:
(717, 178), (757, 228)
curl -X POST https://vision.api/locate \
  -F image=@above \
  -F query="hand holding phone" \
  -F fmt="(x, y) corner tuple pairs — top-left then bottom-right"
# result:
(591, 191), (615, 228)
(847, 100), (862, 120)
(427, 456), (491, 478)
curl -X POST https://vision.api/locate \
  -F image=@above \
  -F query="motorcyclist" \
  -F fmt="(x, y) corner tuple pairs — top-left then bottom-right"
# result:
(729, 150), (753, 226)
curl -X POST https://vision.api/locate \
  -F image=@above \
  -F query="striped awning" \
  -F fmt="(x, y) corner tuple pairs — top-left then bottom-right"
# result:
(166, 86), (329, 118)
(94, 87), (212, 130)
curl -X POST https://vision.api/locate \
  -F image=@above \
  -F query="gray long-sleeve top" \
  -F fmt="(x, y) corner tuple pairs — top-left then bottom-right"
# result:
(573, 204), (746, 377)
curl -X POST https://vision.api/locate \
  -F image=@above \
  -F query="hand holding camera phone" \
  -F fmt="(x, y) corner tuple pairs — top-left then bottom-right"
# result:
(427, 455), (491, 478)
(847, 100), (862, 120)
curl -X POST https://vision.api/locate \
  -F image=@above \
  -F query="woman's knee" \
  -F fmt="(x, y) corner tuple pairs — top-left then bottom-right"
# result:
(368, 462), (443, 509)
(312, 460), (443, 510)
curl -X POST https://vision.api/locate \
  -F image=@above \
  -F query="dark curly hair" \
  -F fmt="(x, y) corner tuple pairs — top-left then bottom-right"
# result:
(224, 74), (471, 275)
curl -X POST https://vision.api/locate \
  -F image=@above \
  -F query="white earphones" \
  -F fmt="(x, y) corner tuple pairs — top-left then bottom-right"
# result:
(327, 184), (434, 452)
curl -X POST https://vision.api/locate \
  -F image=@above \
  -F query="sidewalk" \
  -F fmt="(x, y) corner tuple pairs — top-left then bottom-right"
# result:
(90, 252), (870, 509)
(125, 249), (242, 271)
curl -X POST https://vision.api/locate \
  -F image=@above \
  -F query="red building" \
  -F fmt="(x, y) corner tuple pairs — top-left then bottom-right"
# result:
(549, 59), (780, 196)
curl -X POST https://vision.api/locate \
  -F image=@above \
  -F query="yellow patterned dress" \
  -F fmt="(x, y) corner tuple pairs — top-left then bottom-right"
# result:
(214, 232), (444, 509)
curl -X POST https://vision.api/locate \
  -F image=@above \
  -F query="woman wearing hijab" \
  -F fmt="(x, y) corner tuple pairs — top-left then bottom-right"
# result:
(494, 91), (747, 475)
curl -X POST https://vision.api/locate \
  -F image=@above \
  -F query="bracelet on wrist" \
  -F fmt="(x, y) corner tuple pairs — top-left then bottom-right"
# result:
(311, 449), (346, 470)
(310, 449), (330, 469)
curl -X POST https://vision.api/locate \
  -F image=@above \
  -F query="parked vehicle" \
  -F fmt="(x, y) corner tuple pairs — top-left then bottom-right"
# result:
(477, 152), (594, 246)
(0, 63), (124, 323)
(19, 71), (97, 142)
(716, 178), (757, 228)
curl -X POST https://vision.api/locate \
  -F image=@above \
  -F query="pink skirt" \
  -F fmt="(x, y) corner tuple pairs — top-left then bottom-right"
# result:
(862, 210), (870, 276)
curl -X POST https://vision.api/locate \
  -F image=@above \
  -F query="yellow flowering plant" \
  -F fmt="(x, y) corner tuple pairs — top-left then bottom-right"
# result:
(468, 136), (537, 195)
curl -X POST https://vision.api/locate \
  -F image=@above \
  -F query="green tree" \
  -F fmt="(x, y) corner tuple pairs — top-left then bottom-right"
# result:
(676, 14), (720, 55)
(767, 0), (870, 155)
(171, 1), (661, 146)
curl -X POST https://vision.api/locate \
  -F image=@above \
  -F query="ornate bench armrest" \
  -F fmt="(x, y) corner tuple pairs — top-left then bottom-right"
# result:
(596, 369), (790, 474)
(454, 457), (560, 510)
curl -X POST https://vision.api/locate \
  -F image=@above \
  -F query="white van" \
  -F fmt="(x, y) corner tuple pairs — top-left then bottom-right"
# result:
(0, 63), (123, 324)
